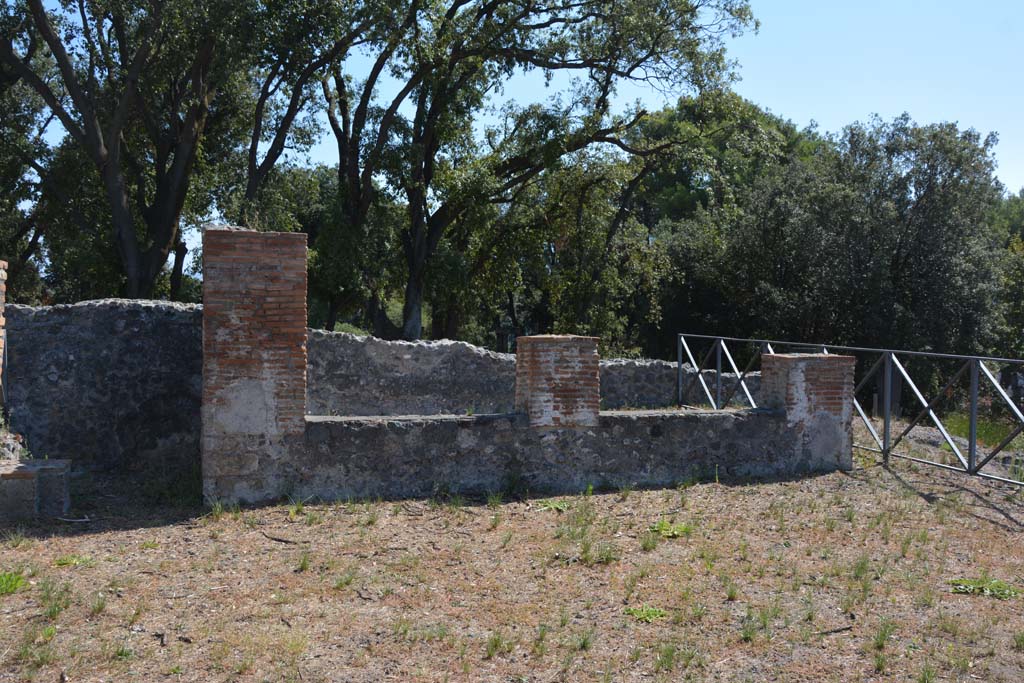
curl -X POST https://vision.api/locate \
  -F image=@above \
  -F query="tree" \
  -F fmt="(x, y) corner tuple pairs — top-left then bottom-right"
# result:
(1, 0), (261, 297)
(657, 113), (1005, 358)
(320, 0), (756, 339)
(0, 26), (50, 302)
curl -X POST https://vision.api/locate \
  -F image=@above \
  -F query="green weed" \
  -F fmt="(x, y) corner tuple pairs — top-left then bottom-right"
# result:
(949, 575), (1019, 599)
(625, 605), (666, 623)
(0, 571), (26, 596)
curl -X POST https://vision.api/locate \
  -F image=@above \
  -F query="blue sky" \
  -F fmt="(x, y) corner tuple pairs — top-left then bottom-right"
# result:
(306, 0), (1024, 192)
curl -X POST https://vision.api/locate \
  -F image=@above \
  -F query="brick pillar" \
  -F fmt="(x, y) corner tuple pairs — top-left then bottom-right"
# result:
(201, 227), (307, 502)
(515, 335), (600, 428)
(761, 354), (855, 470)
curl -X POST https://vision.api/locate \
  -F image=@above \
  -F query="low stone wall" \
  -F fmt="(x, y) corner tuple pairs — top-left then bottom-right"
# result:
(211, 407), (843, 503)
(6, 301), (755, 470)
(306, 331), (515, 415)
(308, 331), (760, 415)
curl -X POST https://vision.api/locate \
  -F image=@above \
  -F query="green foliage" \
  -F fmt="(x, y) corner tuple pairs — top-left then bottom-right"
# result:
(3, 0), (1019, 370)
(536, 499), (571, 513)
(625, 605), (667, 623)
(648, 519), (694, 539)
(0, 571), (26, 596)
(948, 576), (1019, 599)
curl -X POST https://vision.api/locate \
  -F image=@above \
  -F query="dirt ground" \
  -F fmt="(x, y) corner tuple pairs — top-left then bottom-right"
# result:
(2, 441), (1023, 682)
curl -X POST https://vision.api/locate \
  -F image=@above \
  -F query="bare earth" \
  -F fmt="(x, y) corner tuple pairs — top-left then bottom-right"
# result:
(2, 443), (1023, 682)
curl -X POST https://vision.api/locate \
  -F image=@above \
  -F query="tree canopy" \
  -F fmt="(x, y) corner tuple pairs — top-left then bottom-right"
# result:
(1, 0), (1020, 361)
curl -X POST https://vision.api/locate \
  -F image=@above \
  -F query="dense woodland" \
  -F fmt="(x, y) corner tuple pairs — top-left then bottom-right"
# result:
(2, 0), (1022, 360)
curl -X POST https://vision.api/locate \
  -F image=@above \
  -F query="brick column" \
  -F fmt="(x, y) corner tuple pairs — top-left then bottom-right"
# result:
(515, 335), (600, 428)
(761, 353), (855, 470)
(201, 227), (307, 502)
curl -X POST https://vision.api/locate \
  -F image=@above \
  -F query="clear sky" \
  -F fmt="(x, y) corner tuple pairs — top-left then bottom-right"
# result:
(305, 0), (1024, 192)
(724, 0), (1024, 192)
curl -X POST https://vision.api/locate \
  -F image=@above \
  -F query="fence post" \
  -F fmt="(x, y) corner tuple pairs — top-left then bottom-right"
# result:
(715, 339), (723, 409)
(968, 359), (979, 474)
(882, 352), (892, 464)
(677, 335), (683, 406)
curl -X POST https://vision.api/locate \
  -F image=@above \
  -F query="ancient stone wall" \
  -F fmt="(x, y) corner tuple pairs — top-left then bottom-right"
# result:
(5, 301), (757, 471)
(283, 409), (814, 502)
(6, 300), (203, 474)
(307, 332), (760, 414)
(306, 331), (516, 415)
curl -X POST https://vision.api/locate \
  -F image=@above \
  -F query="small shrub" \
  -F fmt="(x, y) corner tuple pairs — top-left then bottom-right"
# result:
(89, 592), (107, 616)
(39, 579), (71, 620)
(3, 528), (28, 549)
(54, 554), (94, 568)
(654, 643), (678, 672)
(484, 631), (513, 659)
(571, 629), (594, 652)
(872, 618), (897, 651)
(334, 565), (358, 589)
(580, 539), (619, 566)
(296, 551), (311, 573)
(639, 531), (659, 552)
(531, 624), (549, 656)
(537, 499), (570, 512)
(648, 519), (694, 539)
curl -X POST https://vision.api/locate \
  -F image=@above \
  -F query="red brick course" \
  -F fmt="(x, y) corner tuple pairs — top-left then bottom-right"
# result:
(515, 335), (600, 428)
(761, 353), (855, 419)
(202, 229), (308, 437)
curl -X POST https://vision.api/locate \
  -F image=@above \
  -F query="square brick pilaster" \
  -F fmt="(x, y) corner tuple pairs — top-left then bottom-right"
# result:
(201, 227), (308, 502)
(761, 353), (856, 471)
(515, 335), (600, 428)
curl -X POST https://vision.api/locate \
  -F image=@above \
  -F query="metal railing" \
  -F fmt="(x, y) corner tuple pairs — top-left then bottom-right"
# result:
(677, 333), (1024, 487)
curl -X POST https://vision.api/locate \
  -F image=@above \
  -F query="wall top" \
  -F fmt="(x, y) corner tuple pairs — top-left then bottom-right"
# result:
(766, 353), (855, 361)
(203, 227), (307, 242)
(517, 335), (600, 343)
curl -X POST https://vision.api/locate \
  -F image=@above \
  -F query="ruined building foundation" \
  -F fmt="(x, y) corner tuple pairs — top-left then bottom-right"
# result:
(200, 228), (856, 504)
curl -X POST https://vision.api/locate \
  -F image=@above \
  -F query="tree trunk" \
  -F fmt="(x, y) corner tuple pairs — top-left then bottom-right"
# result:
(169, 239), (187, 301)
(101, 166), (144, 297)
(368, 295), (401, 339)
(400, 275), (424, 340)
(324, 296), (339, 331)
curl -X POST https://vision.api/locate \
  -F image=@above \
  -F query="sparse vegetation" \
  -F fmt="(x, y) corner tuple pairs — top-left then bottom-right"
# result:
(2, 454), (1023, 680)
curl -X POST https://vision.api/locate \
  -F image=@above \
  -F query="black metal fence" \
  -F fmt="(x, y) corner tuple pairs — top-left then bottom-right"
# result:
(677, 333), (1024, 487)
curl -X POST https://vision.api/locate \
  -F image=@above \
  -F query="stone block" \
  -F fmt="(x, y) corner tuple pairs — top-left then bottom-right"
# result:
(0, 459), (71, 520)
(0, 462), (38, 521)
(35, 460), (71, 517)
